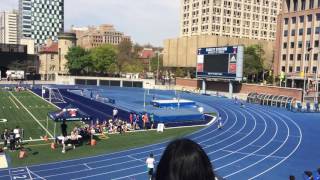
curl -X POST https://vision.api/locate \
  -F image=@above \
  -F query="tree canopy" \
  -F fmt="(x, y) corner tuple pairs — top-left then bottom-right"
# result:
(243, 45), (265, 82)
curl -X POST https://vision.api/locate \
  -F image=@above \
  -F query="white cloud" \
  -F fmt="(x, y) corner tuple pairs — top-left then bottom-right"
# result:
(0, 0), (180, 46)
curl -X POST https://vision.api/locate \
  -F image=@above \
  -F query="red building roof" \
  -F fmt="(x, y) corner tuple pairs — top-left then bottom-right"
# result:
(40, 43), (58, 53)
(139, 48), (154, 59)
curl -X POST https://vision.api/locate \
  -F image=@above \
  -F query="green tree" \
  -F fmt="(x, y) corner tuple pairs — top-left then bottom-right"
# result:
(122, 60), (144, 73)
(150, 55), (163, 72)
(90, 44), (117, 74)
(65, 46), (92, 75)
(117, 40), (133, 71)
(243, 45), (264, 82)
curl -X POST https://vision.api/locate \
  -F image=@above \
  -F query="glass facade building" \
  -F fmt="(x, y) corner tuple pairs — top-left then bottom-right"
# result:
(19, 0), (64, 45)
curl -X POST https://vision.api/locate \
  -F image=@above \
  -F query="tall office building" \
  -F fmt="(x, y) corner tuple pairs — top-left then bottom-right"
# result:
(19, 0), (64, 45)
(274, 0), (320, 89)
(0, 10), (19, 44)
(180, 0), (282, 41)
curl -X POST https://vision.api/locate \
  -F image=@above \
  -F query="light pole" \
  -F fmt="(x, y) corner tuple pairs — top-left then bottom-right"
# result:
(315, 51), (320, 102)
(303, 47), (313, 102)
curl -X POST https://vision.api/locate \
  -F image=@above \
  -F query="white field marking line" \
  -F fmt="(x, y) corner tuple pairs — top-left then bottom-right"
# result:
(8, 169), (12, 180)
(206, 106), (260, 156)
(248, 109), (303, 180)
(127, 155), (144, 163)
(27, 89), (61, 110)
(28, 169), (46, 180)
(25, 167), (33, 180)
(70, 163), (147, 180)
(222, 106), (288, 178)
(221, 150), (286, 159)
(9, 92), (53, 138)
(83, 163), (92, 170)
(215, 104), (279, 171)
(8, 96), (20, 109)
(111, 171), (146, 180)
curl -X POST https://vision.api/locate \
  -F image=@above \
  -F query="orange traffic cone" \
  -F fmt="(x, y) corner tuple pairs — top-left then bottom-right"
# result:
(51, 142), (56, 149)
(90, 139), (96, 146)
(43, 135), (48, 142)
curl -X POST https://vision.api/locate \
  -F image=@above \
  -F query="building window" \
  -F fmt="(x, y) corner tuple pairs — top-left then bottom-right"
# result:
(290, 54), (294, 60)
(313, 67), (317, 73)
(299, 28), (303, 35)
(315, 27), (320, 34)
(315, 40), (319, 47)
(314, 53), (318, 60)
(300, 16), (304, 23)
(282, 66), (286, 72)
(289, 66), (293, 72)
(306, 41), (311, 48)
(301, 0), (306, 10)
(284, 18), (288, 24)
(307, 28), (312, 35)
(298, 41), (303, 48)
(283, 42), (287, 49)
(308, 14), (313, 22)
(317, 13), (320, 21)
(292, 17), (296, 24)
(297, 54), (302, 60)
(282, 54), (287, 60)
(296, 66), (301, 72)
(291, 29), (296, 36)
(310, 0), (314, 9)
(284, 30), (288, 37)
(305, 54), (310, 61)
(290, 42), (294, 48)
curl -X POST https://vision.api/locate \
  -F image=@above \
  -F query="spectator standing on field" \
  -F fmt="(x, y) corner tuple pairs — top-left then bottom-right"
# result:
(9, 130), (16, 151)
(146, 153), (155, 180)
(150, 113), (155, 129)
(1, 128), (9, 149)
(61, 120), (68, 137)
(113, 108), (118, 120)
(13, 126), (21, 148)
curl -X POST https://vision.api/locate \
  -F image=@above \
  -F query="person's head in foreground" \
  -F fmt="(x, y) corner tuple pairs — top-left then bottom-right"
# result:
(156, 138), (215, 180)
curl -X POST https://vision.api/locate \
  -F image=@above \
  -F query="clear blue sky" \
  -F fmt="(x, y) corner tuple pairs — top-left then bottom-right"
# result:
(0, 0), (180, 46)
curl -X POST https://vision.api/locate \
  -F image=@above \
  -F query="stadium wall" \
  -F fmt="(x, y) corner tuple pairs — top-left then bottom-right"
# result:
(175, 78), (303, 100)
(55, 75), (155, 89)
(163, 35), (274, 68)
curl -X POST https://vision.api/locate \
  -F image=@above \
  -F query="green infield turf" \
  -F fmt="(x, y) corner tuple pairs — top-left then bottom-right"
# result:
(7, 126), (203, 167)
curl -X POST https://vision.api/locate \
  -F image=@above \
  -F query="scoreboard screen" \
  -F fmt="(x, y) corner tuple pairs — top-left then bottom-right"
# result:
(196, 45), (244, 80)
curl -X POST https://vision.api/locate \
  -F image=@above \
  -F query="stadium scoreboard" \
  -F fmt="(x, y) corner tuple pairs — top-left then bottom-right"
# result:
(196, 45), (244, 81)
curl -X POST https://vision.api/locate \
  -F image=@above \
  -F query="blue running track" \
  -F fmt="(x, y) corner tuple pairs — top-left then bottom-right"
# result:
(0, 88), (319, 180)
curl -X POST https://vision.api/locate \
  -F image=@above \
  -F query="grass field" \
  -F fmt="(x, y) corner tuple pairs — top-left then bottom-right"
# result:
(0, 89), (203, 167)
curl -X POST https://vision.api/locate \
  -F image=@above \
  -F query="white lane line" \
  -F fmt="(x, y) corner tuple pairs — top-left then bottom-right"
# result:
(222, 104), (288, 178)
(216, 104), (277, 171)
(127, 155), (144, 163)
(111, 171), (146, 180)
(206, 107), (255, 155)
(25, 167), (33, 180)
(8, 96), (20, 109)
(83, 163), (92, 170)
(221, 150), (285, 159)
(247, 108), (303, 180)
(9, 92), (53, 138)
